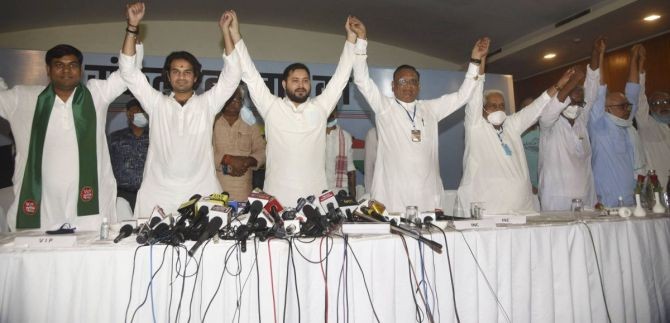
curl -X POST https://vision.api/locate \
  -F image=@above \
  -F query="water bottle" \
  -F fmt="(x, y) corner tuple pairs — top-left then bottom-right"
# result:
(100, 217), (110, 240)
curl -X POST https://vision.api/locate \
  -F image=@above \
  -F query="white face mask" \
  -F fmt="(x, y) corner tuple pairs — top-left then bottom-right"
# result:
(562, 105), (582, 120)
(132, 113), (148, 128)
(327, 118), (337, 128)
(240, 106), (257, 126)
(486, 110), (507, 126)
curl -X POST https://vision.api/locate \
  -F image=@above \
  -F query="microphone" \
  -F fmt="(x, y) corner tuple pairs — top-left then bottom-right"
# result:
(188, 216), (224, 257)
(113, 224), (134, 243)
(235, 200), (265, 252)
(136, 210), (165, 244)
(355, 207), (443, 254)
(301, 204), (328, 236)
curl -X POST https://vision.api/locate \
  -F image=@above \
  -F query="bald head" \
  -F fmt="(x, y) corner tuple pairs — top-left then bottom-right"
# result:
(605, 92), (632, 120)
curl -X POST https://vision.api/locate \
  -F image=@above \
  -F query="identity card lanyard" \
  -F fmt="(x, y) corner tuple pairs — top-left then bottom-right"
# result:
(396, 99), (421, 142)
(496, 127), (512, 156)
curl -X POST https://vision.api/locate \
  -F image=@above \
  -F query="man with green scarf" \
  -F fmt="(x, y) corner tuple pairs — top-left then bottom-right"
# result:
(0, 43), (143, 231)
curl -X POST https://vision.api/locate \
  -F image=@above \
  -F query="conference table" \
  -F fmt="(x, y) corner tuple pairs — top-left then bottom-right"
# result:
(0, 212), (668, 323)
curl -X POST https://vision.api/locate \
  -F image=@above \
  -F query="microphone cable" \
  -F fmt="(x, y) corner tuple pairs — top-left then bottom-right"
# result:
(578, 220), (613, 323)
(125, 245), (146, 323)
(202, 241), (242, 322)
(130, 244), (169, 323)
(254, 239), (262, 323)
(320, 236), (330, 323)
(399, 235), (431, 323)
(458, 230), (512, 323)
(342, 234), (382, 323)
(429, 223), (461, 323)
(186, 240), (209, 323)
(149, 244), (157, 323)
(283, 237), (302, 323)
(268, 238), (279, 323)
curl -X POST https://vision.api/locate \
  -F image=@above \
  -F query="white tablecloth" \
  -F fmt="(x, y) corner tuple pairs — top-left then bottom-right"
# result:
(0, 214), (669, 323)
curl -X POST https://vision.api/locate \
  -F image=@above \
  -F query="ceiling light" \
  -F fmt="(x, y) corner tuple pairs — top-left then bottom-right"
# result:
(644, 14), (661, 21)
(543, 53), (557, 59)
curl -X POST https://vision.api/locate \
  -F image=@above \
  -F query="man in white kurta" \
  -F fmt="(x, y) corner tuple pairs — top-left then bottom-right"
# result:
(349, 18), (488, 213)
(325, 119), (357, 195)
(539, 46), (602, 210)
(364, 126), (377, 191)
(457, 69), (573, 215)
(121, 5), (242, 217)
(229, 13), (357, 206)
(636, 72), (670, 182)
(0, 45), (143, 231)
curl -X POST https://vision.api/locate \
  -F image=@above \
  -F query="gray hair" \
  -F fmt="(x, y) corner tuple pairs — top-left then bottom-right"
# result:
(483, 89), (505, 106)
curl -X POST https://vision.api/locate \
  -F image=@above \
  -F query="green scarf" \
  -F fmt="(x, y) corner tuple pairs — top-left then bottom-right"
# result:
(17, 83), (99, 229)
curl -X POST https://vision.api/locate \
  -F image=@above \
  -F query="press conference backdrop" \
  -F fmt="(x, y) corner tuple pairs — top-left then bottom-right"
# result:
(0, 48), (514, 189)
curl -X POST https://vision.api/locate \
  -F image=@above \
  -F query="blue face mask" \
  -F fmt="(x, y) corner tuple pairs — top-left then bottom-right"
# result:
(651, 111), (670, 124)
(327, 119), (337, 128)
(132, 113), (148, 128)
(240, 106), (257, 126)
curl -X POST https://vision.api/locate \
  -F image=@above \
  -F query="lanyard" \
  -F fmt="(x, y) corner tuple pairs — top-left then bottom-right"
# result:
(395, 99), (417, 128)
(496, 126), (512, 156)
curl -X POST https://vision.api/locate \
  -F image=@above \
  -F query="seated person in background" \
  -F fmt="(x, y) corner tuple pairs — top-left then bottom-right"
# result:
(589, 44), (644, 207)
(325, 108), (356, 197)
(538, 37), (604, 211)
(108, 99), (149, 212)
(457, 64), (575, 216)
(635, 47), (670, 182)
(213, 83), (266, 201)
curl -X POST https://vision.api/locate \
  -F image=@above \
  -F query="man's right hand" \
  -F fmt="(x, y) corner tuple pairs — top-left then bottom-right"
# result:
(228, 10), (241, 43)
(348, 16), (366, 40)
(126, 2), (145, 27)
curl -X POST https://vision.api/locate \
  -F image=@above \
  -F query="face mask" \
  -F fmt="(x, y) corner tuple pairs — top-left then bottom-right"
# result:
(486, 110), (507, 126)
(327, 119), (337, 128)
(132, 113), (148, 128)
(562, 105), (582, 120)
(651, 111), (670, 124)
(606, 113), (632, 128)
(240, 106), (257, 126)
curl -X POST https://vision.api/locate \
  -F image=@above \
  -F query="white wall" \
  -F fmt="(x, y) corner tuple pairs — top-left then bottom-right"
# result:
(0, 21), (460, 70)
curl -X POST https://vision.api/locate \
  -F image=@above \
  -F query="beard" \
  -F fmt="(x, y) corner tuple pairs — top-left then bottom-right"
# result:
(286, 87), (309, 103)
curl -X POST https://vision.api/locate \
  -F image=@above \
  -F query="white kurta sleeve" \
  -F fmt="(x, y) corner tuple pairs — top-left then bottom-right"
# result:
(539, 96), (570, 129)
(428, 63), (480, 121)
(583, 65), (600, 117)
(635, 72), (651, 126)
(464, 75), (486, 127)
(508, 91), (552, 133)
(312, 41), (355, 115)
(119, 48), (162, 117)
(352, 39), (388, 114)
(0, 81), (18, 121)
(202, 49), (242, 117)
(363, 127), (376, 189)
(237, 40), (279, 119)
(87, 43), (145, 110)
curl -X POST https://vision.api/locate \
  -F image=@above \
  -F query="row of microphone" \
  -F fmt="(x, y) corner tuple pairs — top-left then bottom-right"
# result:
(112, 189), (445, 255)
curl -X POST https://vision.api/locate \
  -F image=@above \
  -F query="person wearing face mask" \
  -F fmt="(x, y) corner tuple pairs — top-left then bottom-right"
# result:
(324, 108), (357, 197)
(589, 44), (645, 207)
(108, 99), (149, 212)
(348, 17), (489, 213)
(635, 47), (670, 182)
(537, 37), (604, 211)
(456, 63), (575, 216)
(212, 83), (266, 201)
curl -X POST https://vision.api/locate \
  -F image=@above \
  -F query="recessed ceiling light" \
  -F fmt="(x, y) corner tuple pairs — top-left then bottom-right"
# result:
(544, 53), (557, 59)
(644, 14), (661, 21)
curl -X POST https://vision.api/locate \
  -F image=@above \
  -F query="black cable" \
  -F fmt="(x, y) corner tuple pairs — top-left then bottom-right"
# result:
(186, 240), (208, 323)
(399, 235), (425, 323)
(174, 245), (191, 323)
(580, 221), (613, 323)
(344, 236), (381, 323)
(130, 244), (170, 323)
(202, 242), (241, 321)
(290, 238), (302, 323)
(430, 223), (460, 323)
(292, 236), (334, 264)
(254, 238), (262, 323)
(125, 245), (146, 323)
(234, 241), (258, 323)
(458, 230), (511, 323)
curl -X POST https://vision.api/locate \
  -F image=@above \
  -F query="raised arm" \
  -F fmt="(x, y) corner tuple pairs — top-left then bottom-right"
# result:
(625, 44), (642, 121)
(511, 67), (573, 132)
(635, 45), (650, 124)
(202, 11), (242, 116)
(119, 2), (160, 115)
(312, 16), (357, 114)
(228, 11), (277, 118)
(349, 17), (389, 114)
(539, 67), (584, 128)
(583, 36), (605, 116)
(431, 37), (490, 121)
(0, 78), (18, 121)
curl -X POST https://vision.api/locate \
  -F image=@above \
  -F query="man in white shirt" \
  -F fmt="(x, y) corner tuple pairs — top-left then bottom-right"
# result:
(348, 17), (489, 213)
(636, 47), (670, 182)
(0, 42), (143, 231)
(120, 3), (242, 217)
(226, 12), (358, 206)
(325, 109), (357, 196)
(457, 62), (575, 216)
(538, 37), (604, 211)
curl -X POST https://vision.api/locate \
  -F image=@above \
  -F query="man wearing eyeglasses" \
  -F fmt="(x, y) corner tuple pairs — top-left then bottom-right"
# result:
(588, 44), (645, 207)
(537, 37), (604, 211)
(635, 46), (670, 182)
(347, 17), (489, 213)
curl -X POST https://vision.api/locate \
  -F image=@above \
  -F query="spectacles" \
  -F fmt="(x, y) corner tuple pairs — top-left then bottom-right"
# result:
(484, 104), (505, 111)
(650, 99), (670, 106)
(606, 103), (632, 111)
(396, 78), (419, 87)
(573, 101), (586, 108)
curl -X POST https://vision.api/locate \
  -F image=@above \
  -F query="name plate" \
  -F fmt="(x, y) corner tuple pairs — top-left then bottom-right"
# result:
(342, 223), (390, 235)
(491, 215), (527, 225)
(14, 235), (77, 248)
(452, 219), (497, 230)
